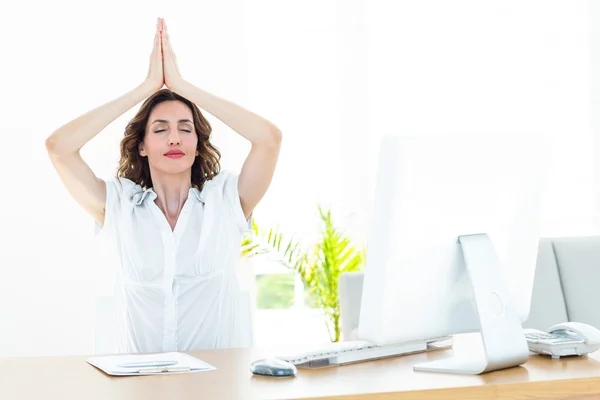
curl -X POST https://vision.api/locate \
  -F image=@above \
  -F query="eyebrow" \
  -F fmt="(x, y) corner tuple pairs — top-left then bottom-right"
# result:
(151, 119), (193, 125)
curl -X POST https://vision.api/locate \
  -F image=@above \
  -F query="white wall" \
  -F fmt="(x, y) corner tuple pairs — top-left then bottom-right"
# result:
(590, 0), (600, 229)
(354, 1), (595, 242)
(1, 0), (597, 357)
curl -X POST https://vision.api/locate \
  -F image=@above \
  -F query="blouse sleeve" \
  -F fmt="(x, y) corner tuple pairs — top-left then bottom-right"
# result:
(94, 177), (122, 237)
(220, 170), (253, 233)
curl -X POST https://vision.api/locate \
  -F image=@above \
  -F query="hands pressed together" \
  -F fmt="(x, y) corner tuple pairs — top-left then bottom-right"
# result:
(146, 17), (182, 91)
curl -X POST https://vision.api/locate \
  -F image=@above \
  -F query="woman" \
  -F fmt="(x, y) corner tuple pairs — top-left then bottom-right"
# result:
(45, 18), (281, 353)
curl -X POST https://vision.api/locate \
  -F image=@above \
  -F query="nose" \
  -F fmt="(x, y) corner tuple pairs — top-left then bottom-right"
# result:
(167, 131), (181, 146)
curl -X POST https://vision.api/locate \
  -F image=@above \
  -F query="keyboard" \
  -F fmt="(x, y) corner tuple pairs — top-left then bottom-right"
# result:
(277, 336), (453, 369)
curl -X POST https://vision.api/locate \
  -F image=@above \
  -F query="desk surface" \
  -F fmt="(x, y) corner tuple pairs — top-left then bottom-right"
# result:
(2, 334), (600, 400)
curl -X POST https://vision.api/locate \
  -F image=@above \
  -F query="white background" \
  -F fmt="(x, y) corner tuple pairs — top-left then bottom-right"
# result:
(1, 0), (599, 357)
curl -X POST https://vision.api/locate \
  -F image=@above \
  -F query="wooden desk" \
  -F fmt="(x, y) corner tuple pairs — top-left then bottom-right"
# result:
(2, 334), (600, 400)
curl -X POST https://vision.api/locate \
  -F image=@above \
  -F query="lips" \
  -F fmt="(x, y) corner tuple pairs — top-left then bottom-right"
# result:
(164, 150), (185, 159)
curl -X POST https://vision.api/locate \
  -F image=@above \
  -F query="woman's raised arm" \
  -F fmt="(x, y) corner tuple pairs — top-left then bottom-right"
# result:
(45, 18), (165, 226)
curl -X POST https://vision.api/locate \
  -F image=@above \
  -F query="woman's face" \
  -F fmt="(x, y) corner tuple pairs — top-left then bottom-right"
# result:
(141, 100), (199, 175)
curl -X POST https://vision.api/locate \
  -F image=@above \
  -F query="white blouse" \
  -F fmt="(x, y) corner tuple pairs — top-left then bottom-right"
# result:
(95, 170), (253, 353)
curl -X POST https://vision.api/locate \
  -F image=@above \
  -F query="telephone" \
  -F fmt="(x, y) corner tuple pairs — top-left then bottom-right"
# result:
(524, 322), (600, 359)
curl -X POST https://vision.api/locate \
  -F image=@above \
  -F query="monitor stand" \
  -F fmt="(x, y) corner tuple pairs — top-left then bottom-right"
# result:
(413, 233), (529, 375)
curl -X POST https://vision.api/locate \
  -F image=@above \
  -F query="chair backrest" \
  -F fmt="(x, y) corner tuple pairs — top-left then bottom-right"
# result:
(94, 295), (117, 355)
(546, 236), (600, 328)
(339, 236), (600, 341)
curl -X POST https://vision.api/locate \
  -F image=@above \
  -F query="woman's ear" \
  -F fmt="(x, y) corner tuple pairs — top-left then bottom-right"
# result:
(139, 143), (147, 157)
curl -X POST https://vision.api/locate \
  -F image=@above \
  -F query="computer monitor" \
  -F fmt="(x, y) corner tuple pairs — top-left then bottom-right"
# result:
(357, 133), (550, 374)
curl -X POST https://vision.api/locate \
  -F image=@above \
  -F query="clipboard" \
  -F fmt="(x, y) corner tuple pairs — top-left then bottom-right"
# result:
(86, 352), (216, 376)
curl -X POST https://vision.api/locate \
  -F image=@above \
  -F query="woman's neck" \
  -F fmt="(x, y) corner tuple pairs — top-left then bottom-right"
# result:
(150, 170), (193, 219)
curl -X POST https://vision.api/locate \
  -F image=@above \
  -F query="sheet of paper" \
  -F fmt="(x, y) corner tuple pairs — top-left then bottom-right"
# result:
(86, 352), (216, 376)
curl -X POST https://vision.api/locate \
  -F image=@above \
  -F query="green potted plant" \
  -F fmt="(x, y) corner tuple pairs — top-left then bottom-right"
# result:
(242, 205), (365, 342)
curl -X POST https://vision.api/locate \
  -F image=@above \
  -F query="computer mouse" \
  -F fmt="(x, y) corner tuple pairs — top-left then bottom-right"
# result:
(250, 358), (297, 377)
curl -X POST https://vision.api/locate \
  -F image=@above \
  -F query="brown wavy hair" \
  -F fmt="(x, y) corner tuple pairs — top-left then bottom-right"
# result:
(117, 88), (221, 190)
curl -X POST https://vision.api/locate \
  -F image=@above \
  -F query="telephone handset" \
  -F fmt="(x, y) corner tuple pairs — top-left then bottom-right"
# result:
(524, 322), (600, 359)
